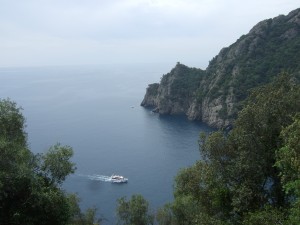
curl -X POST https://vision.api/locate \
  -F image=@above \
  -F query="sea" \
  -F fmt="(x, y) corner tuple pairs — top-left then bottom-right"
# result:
(0, 63), (214, 224)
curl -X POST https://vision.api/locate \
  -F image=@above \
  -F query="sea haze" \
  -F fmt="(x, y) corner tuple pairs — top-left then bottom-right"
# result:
(0, 64), (214, 224)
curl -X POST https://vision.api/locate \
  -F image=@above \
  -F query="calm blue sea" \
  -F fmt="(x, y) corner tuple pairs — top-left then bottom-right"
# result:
(0, 63), (214, 224)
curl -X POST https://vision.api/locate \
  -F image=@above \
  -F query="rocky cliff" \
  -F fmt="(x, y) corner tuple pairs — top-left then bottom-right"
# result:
(141, 8), (300, 128)
(141, 63), (205, 115)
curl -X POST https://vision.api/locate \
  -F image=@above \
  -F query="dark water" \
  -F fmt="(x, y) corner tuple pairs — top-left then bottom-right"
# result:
(0, 64), (214, 224)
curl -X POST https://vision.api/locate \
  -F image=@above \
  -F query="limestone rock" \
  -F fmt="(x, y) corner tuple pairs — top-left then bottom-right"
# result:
(141, 8), (300, 129)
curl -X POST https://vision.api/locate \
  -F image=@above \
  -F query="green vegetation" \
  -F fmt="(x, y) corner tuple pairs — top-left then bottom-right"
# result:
(275, 114), (300, 224)
(142, 9), (300, 125)
(146, 83), (160, 96)
(152, 73), (300, 224)
(204, 11), (300, 116)
(202, 14), (300, 121)
(2, 73), (300, 224)
(161, 63), (205, 100)
(121, 73), (300, 225)
(169, 64), (205, 99)
(0, 99), (101, 225)
(116, 194), (154, 225)
(3, 9), (300, 224)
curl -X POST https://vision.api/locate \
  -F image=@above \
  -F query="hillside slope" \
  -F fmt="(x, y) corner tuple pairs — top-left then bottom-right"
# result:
(141, 8), (300, 128)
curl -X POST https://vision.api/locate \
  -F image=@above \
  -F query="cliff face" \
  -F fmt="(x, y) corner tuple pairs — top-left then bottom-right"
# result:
(141, 63), (205, 115)
(141, 83), (159, 107)
(141, 8), (300, 128)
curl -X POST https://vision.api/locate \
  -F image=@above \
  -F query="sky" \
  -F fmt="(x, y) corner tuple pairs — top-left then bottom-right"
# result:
(0, 0), (299, 68)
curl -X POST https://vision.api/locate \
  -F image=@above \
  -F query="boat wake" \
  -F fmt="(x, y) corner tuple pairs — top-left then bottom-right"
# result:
(78, 174), (112, 182)
(77, 174), (128, 183)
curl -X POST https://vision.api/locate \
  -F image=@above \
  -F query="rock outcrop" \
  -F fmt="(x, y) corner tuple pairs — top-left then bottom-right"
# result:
(141, 8), (300, 128)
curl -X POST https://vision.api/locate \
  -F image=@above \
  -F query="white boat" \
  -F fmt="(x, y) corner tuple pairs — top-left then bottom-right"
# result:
(110, 175), (128, 183)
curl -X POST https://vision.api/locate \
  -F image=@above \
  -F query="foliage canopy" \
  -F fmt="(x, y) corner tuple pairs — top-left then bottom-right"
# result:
(156, 73), (300, 224)
(0, 98), (100, 225)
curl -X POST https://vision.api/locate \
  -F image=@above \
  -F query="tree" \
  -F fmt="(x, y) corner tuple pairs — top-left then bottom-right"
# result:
(0, 98), (90, 225)
(276, 114), (300, 197)
(161, 73), (300, 224)
(241, 206), (286, 225)
(0, 98), (27, 146)
(173, 161), (231, 224)
(226, 73), (300, 214)
(0, 98), (36, 224)
(40, 143), (76, 185)
(67, 194), (102, 225)
(275, 114), (300, 224)
(0, 144), (75, 225)
(201, 73), (300, 221)
(116, 194), (154, 225)
(156, 204), (174, 225)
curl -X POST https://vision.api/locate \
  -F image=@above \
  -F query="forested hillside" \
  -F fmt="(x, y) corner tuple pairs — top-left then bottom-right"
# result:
(126, 73), (300, 225)
(2, 7), (300, 225)
(163, 73), (300, 224)
(2, 75), (299, 225)
(141, 8), (300, 128)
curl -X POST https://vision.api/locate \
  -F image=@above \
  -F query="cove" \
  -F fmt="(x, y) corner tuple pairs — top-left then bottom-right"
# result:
(0, 64), (214, 224)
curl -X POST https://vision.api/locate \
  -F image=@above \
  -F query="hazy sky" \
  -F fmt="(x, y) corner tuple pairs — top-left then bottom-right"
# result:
(0, 0), (299, 68)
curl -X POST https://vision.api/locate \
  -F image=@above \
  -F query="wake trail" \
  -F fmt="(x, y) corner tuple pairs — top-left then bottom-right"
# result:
(77, 174), (112, 182)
